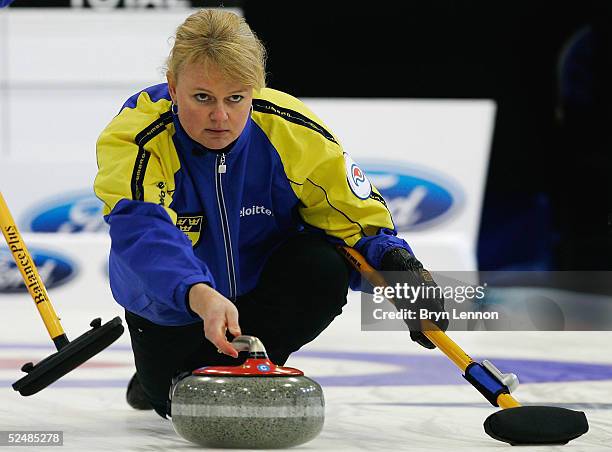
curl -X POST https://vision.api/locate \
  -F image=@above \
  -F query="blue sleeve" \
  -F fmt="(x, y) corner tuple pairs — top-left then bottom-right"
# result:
(350, 228), (414, 290)
(106, 199), (215, 324)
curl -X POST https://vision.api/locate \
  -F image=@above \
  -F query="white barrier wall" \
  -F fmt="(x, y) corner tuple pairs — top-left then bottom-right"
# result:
(0, 9), (204, 164)
(0, 10), (495, 308)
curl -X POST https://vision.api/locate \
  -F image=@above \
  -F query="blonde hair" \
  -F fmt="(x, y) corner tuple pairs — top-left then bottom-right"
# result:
(167, 9), (267, 90)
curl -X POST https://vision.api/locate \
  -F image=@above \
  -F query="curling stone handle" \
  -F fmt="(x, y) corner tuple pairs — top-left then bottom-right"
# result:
(231, 336), (268, 356)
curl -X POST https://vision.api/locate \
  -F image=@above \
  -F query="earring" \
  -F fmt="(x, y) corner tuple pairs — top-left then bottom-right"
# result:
(171, 102), (179, 115)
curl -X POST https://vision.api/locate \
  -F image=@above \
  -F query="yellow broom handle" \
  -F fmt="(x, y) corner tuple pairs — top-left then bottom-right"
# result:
(422, 320), (521, 408)
(340, 246), (521, 409)
(0, 192), (66, 342)
(420, 321), (473, 369)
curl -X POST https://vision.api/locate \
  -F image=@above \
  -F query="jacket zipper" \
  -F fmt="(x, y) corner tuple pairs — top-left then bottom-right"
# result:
(215, 153), (237, 301)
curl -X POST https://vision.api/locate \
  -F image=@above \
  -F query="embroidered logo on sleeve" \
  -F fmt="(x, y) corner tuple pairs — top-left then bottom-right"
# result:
(344, 152), (372, 200)
(176, 214), (204, 247)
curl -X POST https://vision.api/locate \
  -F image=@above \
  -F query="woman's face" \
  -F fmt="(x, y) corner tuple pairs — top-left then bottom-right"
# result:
(168, 62), (253, 150)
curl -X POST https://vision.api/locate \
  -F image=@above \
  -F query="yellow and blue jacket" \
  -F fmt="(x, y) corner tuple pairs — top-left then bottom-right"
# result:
(94, 83), (412, 325)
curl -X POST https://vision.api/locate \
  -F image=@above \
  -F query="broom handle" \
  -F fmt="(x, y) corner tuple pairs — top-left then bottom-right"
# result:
(0, 192), (68, 349)
(338, 246), (521, 409)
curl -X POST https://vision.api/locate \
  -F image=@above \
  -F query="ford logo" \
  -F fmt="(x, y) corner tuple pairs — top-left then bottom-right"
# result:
(364, 163), (462, 231)
(0, 247), (77, 293)
(21, 192), (107, 233)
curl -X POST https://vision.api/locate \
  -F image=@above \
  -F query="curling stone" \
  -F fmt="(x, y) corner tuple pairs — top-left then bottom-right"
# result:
(171, 336), (324, 449)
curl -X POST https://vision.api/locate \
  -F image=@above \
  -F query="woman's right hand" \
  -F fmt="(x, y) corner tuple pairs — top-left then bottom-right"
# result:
(188, 283), (242, 358)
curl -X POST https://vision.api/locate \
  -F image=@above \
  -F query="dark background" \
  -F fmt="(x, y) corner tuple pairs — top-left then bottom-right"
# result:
(8, 0), (612, 271)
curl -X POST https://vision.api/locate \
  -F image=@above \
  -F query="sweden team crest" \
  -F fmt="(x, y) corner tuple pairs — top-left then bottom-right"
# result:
(176, 214), (205, 247)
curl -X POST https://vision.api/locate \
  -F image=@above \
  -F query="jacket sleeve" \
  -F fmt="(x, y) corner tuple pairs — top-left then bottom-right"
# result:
(296, 147), (413, 273)
(94, 105), (214, 322)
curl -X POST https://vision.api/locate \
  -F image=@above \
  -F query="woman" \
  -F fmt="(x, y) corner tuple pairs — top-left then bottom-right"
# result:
(94, 9), (446, 419)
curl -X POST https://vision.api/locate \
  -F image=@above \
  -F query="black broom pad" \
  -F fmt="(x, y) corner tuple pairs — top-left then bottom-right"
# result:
(12, 317), (124, 396)
(484, 406), (589, 446)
